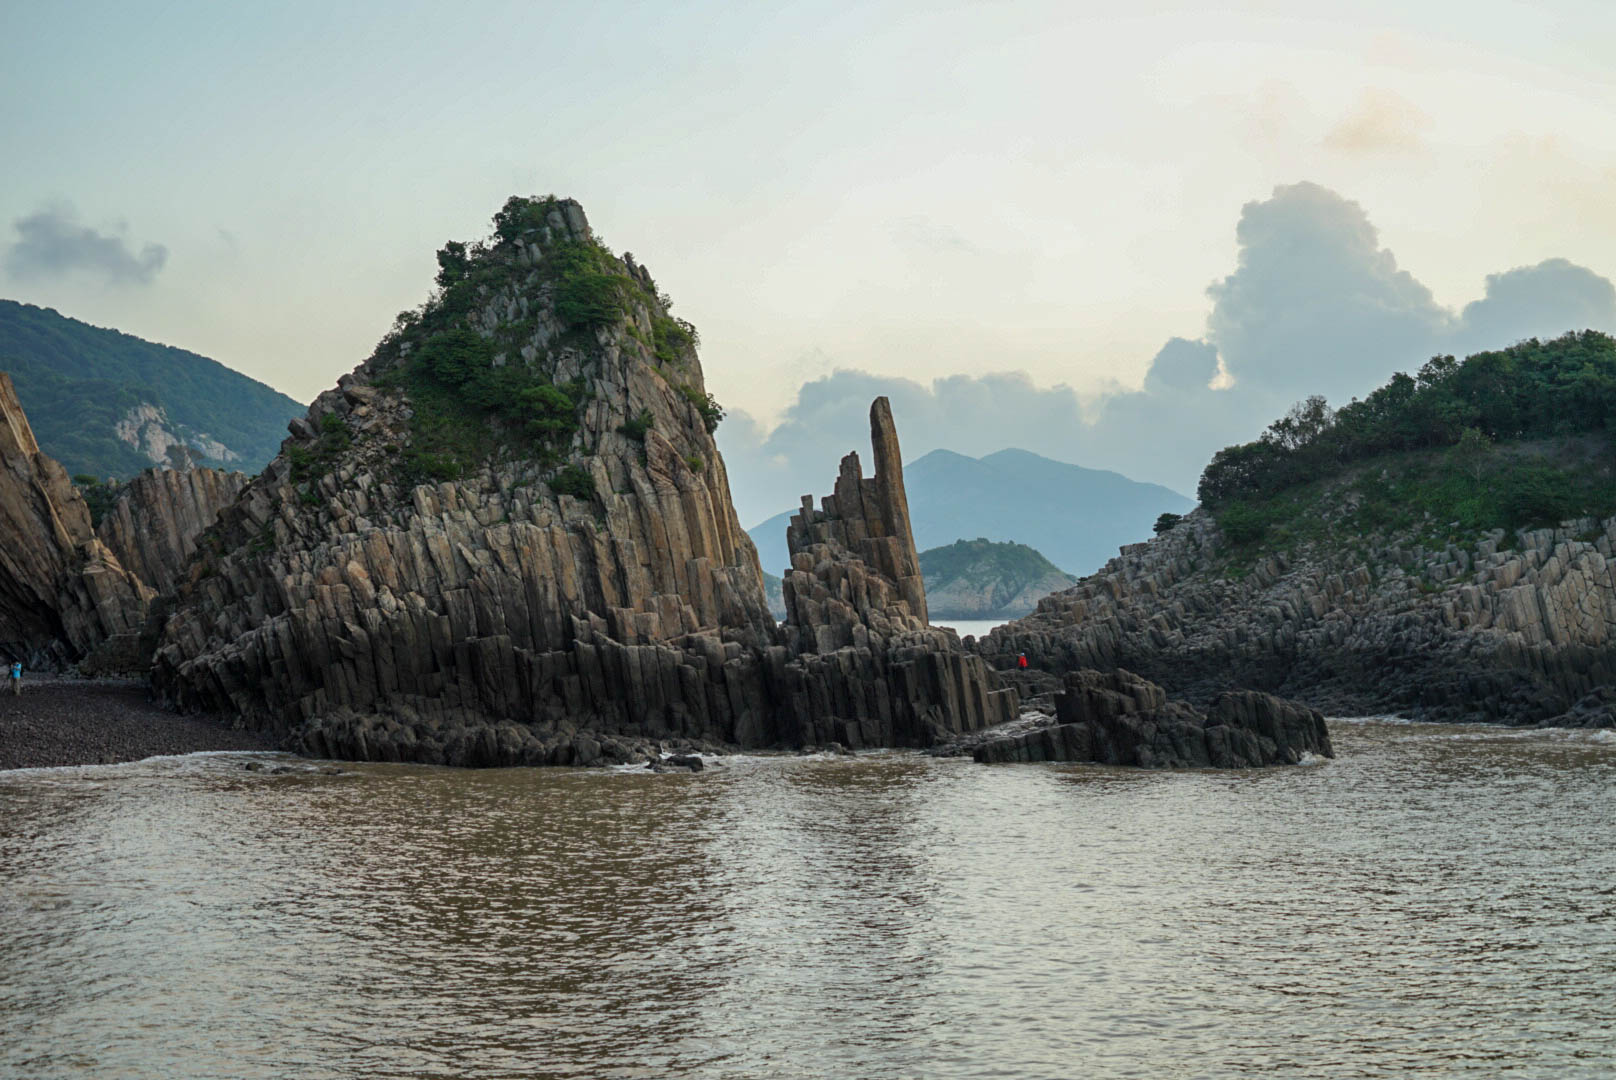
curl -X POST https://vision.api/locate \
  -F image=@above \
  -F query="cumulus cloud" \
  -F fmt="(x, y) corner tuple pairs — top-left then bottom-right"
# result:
(1324, 89), (1430, 155)
(721, 181), (1616, 526)
(1142, 337), (1219, 394)
(1205, 181), (1450, 406)
(4, 205), (169, 285)
(719, 371), (1094, 524)
(1453, 258), (1616, 355)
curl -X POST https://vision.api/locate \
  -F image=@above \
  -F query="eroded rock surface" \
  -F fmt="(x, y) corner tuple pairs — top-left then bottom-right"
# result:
(775, 399), (1018, 748)
(0, 373), (153, 667)
(979, 509), (1616, 725)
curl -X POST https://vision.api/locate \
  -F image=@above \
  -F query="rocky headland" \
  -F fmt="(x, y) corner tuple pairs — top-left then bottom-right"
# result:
(0, 372), (155, 670)
(147, 197), (1019, 766)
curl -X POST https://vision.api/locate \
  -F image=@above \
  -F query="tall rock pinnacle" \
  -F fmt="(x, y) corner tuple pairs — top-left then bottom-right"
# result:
(869, 396), (926, 624)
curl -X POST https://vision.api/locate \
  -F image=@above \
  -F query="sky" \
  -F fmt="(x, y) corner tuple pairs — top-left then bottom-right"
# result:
(5, 1), (1616, 524)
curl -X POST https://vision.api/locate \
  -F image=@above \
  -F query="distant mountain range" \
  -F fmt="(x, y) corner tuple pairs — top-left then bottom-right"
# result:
(747, 447), (1193, 578)
(0, 300), (305, 478)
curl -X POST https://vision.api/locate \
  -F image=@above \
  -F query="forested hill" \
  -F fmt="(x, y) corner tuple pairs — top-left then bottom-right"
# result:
(1199, 331), (1616, 552)
(0, 300), (305, 478)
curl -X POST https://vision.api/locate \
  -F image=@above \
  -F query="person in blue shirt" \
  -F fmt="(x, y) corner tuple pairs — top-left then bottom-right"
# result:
(9, 661), (21, 696)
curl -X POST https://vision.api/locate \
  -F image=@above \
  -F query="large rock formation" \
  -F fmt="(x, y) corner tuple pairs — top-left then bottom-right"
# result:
(0, 373), (154, 667)
(978, 508), (1616, 725)
(95, 467), (251, 596)
(149, 197), (1012, 765)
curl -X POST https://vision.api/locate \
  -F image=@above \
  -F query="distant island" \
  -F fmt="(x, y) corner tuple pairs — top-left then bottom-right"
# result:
(919, 538), (1075, 620)
(0, 299), (305, 478)
(748, 447), (1192, 580)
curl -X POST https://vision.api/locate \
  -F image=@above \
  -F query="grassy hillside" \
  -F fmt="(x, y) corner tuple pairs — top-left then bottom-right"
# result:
(1199, 332), (1616, 560)
(0, 299), (305, 477)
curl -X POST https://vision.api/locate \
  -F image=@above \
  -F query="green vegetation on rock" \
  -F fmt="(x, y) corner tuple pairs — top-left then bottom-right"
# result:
(369, 195), (725, 488)
(71, 474), (124, 528)
(1199, 332), (1616, 559)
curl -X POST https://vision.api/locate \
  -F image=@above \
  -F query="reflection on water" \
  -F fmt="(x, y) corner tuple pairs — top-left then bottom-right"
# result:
(3, 723), (1615, 1079)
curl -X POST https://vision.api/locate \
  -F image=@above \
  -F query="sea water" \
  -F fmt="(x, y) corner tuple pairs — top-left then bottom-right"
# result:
(2, 720), (1613, 1079)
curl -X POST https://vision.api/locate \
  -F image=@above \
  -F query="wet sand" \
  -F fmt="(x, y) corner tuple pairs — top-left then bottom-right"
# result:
(0, 676), (277, 770)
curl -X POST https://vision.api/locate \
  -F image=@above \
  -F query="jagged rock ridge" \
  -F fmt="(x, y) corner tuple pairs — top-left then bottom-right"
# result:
(149, 198), (1011, 765)
(96, 467), (250, 596)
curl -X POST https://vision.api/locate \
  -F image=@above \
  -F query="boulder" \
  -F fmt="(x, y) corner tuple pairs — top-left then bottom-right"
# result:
(970, 668), (1331, 768)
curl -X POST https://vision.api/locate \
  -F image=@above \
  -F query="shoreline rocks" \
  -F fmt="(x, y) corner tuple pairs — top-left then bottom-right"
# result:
(0, 675), (276, 771)
(977, 508), (1616, 727)
(936, 668), (1331, 768)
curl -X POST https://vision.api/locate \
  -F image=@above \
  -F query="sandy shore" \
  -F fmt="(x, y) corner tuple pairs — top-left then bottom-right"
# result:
(0, 676), (278, 770)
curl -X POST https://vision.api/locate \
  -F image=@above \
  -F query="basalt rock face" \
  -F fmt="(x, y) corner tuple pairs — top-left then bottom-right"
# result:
(775, 399), (1018, 747)
(148, 199), (1004, 765)
(967, 668), (1331, 768)
(96, 467), (250, 596)
(979, 508), (1616, 725)
(0, 373), (154, 667)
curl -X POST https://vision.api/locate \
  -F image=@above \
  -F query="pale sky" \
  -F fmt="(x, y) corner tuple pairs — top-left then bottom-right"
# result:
(5, 0), (1616, 491)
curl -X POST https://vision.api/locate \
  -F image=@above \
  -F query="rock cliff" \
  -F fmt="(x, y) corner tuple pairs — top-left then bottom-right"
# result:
(978, 508), (1616, 725)
(96, 467), (250, 596)
(149, 197), (1012, 764)
(0, 373), (154, 667)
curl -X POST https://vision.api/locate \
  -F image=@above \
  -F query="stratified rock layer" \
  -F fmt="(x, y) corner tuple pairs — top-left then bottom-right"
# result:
(150, 200), (1010, 764)
(0, 373), (153, 667)
(97, 467), (250, 596)
(980, 509), (1616, 724)
(966, 668), (1331, 768)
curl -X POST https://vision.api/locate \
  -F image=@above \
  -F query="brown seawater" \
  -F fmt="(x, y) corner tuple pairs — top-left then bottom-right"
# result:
(2, 720), (1614, 1079)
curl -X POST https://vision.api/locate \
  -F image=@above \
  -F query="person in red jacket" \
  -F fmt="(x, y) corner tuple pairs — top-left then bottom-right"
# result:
(1017, 652), (1028, 670)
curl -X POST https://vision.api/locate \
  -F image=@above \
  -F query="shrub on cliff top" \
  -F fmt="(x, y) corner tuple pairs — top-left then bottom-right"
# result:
(370, 194), (734, 490)
(1199, 331), (1616, 508)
